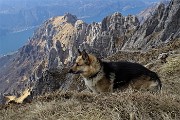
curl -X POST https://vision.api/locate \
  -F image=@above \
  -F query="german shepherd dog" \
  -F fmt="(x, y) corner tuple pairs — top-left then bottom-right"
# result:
(69, 49), (162, 93)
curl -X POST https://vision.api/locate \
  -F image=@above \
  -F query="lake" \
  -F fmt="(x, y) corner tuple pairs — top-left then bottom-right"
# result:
(0, 28), (36, 56)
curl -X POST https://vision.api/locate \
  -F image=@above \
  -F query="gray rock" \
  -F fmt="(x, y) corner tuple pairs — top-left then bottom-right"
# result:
(123, 0), (180, 50)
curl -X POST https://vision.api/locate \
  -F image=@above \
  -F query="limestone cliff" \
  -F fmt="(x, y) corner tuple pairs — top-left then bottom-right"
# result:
(123, 0), (180, 50)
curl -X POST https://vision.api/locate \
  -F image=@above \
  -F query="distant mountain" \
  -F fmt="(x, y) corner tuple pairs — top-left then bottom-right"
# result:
(0, 0), (161, 32)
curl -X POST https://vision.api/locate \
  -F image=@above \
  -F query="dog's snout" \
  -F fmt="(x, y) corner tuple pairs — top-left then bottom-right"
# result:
(68, 69), (73, 73)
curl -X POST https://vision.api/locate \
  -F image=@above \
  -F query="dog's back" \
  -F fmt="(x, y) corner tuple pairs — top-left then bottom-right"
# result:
(102, 61), (162, 91)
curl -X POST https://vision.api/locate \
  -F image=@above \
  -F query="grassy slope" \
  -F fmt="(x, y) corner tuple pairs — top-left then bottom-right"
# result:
(0, 40), (180, 120)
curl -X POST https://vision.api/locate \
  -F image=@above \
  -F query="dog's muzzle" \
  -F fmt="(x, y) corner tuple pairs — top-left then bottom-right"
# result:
(68, 69), (83, 74)
(68, 69), (73, 73)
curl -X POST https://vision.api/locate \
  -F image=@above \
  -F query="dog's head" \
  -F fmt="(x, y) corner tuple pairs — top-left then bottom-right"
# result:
(69, 49), (100, 77)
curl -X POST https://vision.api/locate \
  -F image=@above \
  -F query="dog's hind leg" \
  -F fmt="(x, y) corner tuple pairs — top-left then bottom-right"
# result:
(130, 75), (161, 92)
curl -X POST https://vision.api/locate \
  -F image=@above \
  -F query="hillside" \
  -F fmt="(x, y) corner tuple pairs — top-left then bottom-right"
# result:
(0, 40), (180, 120)
(0, 91), (180, 120)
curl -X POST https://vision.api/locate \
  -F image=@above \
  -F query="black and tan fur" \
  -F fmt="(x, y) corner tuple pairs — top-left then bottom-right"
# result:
(69, 50), (162, 93)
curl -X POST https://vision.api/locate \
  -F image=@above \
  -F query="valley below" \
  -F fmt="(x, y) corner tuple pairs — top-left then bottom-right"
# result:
(0, 27), (36, 56)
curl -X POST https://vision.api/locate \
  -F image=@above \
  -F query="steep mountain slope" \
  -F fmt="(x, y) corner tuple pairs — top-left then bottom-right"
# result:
(122, 0), (180, 50)
(0, 0), (179, 105)
(137, 0), (170, 24)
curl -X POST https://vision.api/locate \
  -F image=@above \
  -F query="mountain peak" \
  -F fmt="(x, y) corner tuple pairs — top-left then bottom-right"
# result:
(63, 13), (77, 24)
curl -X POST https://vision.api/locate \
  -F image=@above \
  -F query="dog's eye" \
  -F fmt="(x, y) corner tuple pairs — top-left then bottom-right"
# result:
(76, 63), (82, 66)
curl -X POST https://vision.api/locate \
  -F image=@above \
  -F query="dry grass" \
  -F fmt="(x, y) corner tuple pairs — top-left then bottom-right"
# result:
(158, 55), (180, 95)
(160, 55), (180, 76)
(0, 89), (180, 120)
(1, 61), (180, 120)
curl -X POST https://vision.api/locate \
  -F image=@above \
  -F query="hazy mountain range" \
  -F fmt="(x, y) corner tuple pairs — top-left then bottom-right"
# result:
(0, 0), (166, 56)
(0, 0), (161, 31)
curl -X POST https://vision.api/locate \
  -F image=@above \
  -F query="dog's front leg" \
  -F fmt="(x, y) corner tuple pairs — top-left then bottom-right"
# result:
(87, 85), (99, 93)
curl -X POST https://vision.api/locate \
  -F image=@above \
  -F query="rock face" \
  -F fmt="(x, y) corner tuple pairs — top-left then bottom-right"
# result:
(137, 1), (170, 24)
(82, 13), (139, 58)
(122, 0), (180, 50)
(0, 0), (179, 104)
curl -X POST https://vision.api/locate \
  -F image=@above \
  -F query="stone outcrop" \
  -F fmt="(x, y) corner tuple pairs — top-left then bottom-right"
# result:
(122, 0), (180, 50)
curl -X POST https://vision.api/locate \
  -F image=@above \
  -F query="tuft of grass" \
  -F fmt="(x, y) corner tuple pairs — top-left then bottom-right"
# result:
(160, 55), (180, 76)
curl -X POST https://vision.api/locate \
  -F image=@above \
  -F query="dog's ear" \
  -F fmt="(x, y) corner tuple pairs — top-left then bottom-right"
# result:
(77, 49), (82, 55)
(82, 50), (88, 60)
(82, 50), (90, 65)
